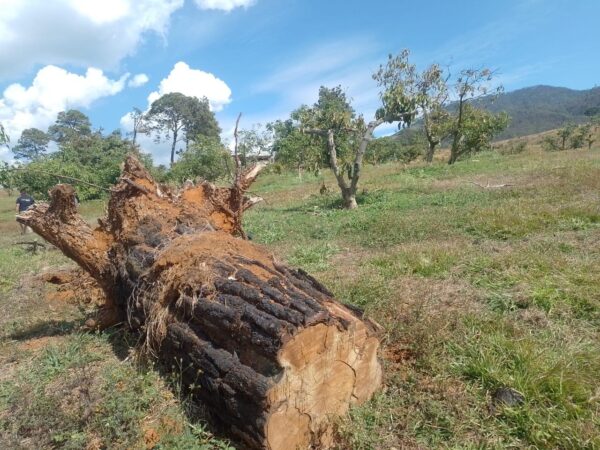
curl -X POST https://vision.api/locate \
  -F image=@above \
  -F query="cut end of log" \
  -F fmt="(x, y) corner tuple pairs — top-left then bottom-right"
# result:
(267, 314), (382, 450)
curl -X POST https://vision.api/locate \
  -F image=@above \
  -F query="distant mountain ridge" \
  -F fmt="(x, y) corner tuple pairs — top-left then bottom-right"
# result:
(476, 85), (600, 139)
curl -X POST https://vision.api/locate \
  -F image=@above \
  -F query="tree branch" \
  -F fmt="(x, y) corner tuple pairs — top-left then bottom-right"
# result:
(301, 127), (328, 137)
(326, 129), (350, 193)
(11, 167), (110, 191)
(350, 118), (385, 192)
(16, 184), (116, 300)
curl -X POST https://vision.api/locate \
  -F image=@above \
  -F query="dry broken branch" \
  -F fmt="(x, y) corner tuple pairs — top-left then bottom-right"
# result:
(468, 181), (515, 189)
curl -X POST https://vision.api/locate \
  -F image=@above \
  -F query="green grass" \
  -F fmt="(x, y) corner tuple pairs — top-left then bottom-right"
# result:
(1, 144), (600, 449)
(246, 146), (600, 449)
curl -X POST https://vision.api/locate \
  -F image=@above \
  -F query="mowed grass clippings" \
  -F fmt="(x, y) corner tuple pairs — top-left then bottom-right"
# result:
(0, 142), (599, 449)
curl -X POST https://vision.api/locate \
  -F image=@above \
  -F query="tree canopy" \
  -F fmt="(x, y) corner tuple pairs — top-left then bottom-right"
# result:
(168, 136), (231, 183)
(12, 128), (50, 161)
(48, 109), (92, 144)
(146, 93), (221, 165)
(287, 51), (420, 209)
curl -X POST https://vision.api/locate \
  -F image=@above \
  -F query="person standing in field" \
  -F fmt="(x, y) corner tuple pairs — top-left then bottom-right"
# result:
(15, 189), (35, 234)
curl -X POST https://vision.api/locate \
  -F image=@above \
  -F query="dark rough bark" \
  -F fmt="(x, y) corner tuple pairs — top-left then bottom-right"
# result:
(17, 156), (382, 450)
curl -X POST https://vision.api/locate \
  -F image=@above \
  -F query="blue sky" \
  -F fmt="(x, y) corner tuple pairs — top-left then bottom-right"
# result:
(1, 0), (599, 163)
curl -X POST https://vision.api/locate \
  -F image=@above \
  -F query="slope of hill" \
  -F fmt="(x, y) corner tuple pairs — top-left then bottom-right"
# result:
(477, 85), (600, 139)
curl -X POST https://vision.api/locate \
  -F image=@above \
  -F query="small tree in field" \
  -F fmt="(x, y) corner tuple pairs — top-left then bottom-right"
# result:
(418, 66), (452, 162)
(448, 69), (503, 164)
(298, 52), (417, 209)
(269, 116), (324, 178)
(383, 58), (452, 163)
(556, 123), (576, 150)
(455, 105), (509, 157)
(582, 116), (600, 149)
(372, 52), (502, 164)
(168, 136), (231, 183)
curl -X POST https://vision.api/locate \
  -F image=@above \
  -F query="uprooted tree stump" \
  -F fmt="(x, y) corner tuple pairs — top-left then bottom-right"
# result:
(17, 156), (382, 450)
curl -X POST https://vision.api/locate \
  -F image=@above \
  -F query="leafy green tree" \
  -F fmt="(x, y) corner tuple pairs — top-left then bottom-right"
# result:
(583, 116), (600, 149)
(423, 107), (452, 162)
(419, 66), (452, 162)
(294, 51), (420, 208)
(374, 52), (453, 163)
(12, 128), (49, 160)
(146, 93), (221, 165)
(365, 135), (422, 164)
(569, 124), (587, 149)
(182, 96), (221, 149)
(147, 93), (188, 165)
(448, 69), (503, 164)
(541, 134), (561, 152)
(557, 123), (576, 150)
(268, 118), (323, 177)
(13, 129), (145, 200)
(168, 136), (231, 183)
(297, 86), (368, 208)
(0, 162), (16, 194)
(48, 109), (92, 144)
(452, 105), (509, 159)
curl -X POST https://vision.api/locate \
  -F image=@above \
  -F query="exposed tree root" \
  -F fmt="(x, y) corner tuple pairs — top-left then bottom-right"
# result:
(17, 155), (382, 450)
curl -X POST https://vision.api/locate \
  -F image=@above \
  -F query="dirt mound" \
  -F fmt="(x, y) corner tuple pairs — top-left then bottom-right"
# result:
(41, 268), (106, 306)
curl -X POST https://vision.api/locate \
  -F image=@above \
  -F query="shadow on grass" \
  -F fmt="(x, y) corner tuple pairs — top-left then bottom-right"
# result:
(104, 326), (141, 361)
(276, 190), (379, 213)
(6, 318), (81, 341)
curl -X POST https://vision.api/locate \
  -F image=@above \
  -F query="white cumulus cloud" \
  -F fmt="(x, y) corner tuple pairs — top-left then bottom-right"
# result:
(0, 0), (258, 77)
(194, 0), (256, 12)
(0, 0), (184, 77)
(0, 65), (128, 160)
(146, 61), (232, 111)
(128, 73), (149, 88)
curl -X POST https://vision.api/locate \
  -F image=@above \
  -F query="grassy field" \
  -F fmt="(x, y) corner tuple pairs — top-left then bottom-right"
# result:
(1, 143), (599, 449)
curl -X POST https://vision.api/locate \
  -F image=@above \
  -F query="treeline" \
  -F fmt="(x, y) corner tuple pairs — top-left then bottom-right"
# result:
(541, 118), (599, 151)
(0, 94), (233, 199)
(2, 110), (145, 199)
(1, 48), (512, 209)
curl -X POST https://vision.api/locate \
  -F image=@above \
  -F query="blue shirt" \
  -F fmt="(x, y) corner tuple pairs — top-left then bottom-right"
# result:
(16, 195), (34, 212)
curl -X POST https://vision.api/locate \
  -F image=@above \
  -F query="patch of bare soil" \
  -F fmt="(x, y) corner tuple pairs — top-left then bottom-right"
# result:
(41, 267), (106, 306)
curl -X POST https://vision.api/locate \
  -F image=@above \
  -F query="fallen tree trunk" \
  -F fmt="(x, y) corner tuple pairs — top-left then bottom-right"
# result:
(17, 156), (382, 450)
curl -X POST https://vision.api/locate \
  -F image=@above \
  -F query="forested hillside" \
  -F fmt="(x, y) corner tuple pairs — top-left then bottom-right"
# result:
(477, 85), (600, 139)
(393, 85), (600, 142)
